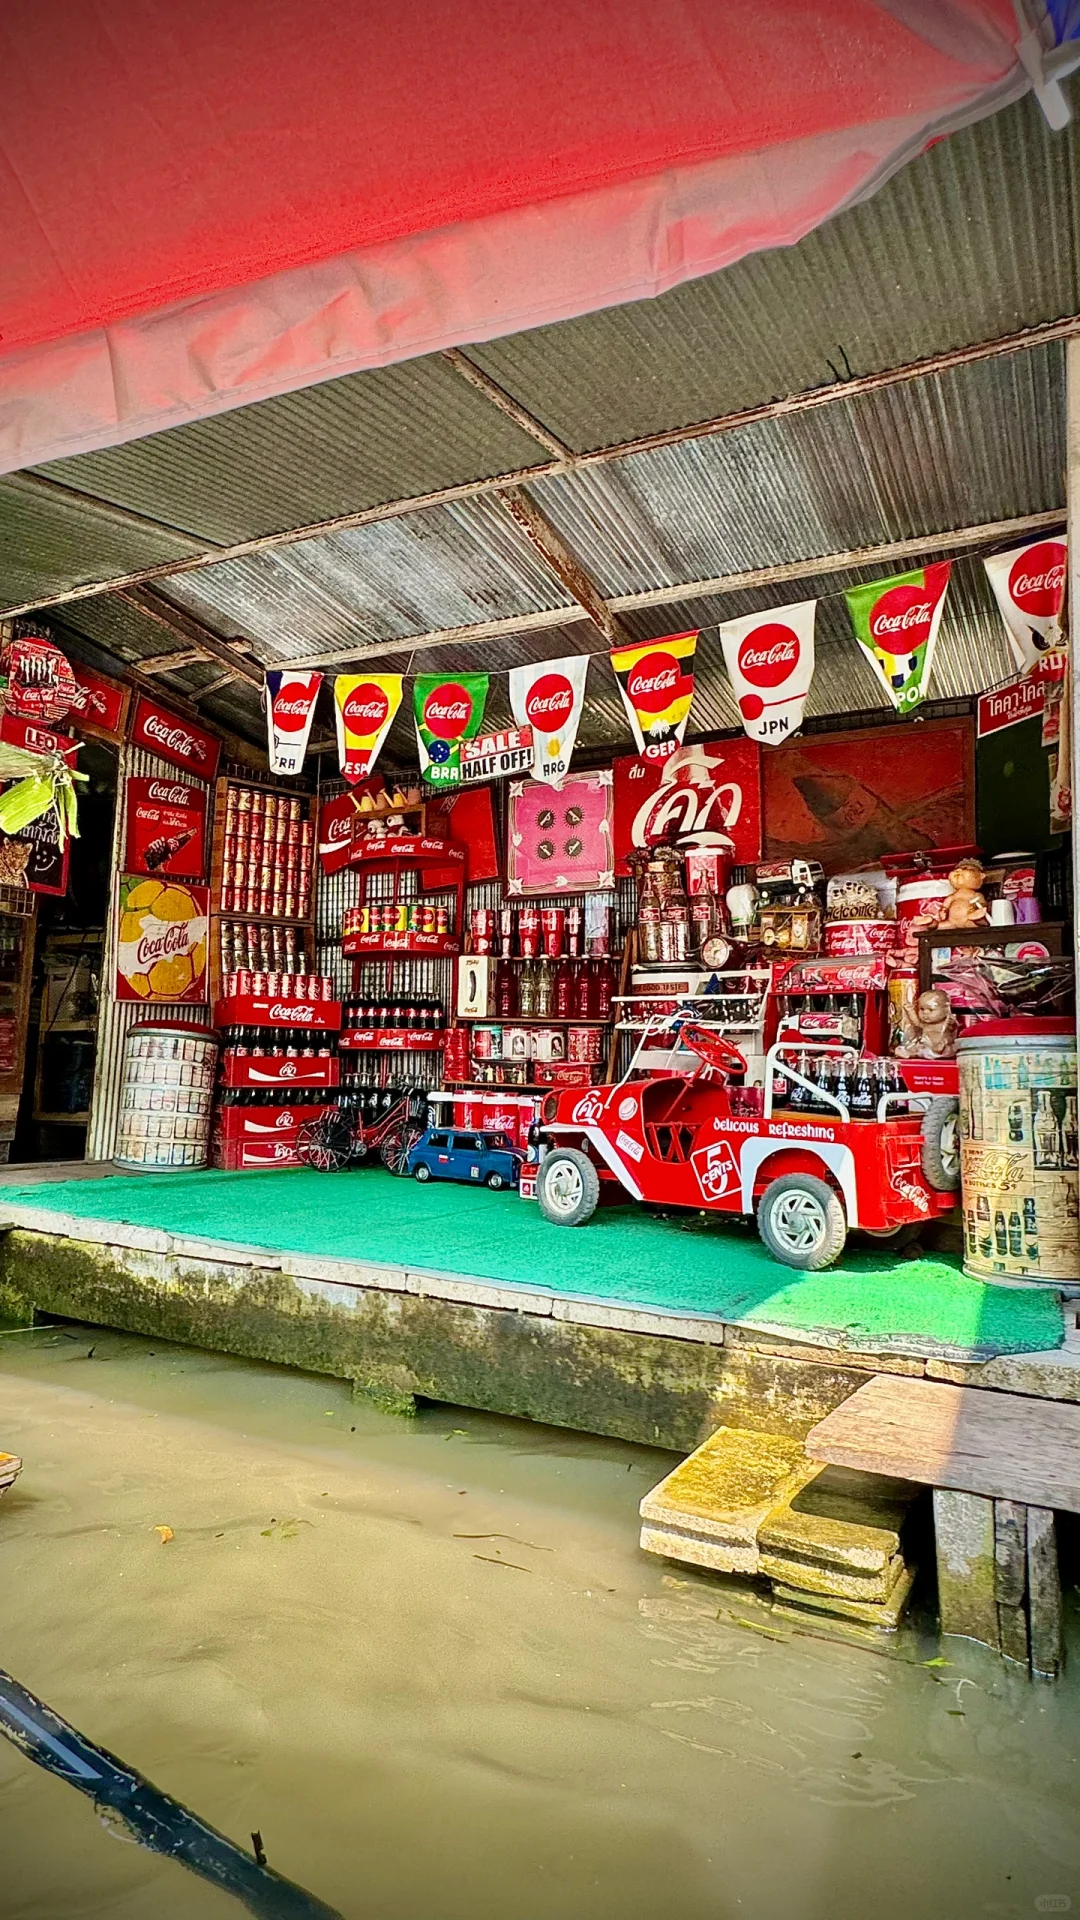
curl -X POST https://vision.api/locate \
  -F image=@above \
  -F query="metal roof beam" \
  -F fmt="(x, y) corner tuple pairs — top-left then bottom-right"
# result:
(499, 486), (625, 644)
(1, 316), (1076, 622)
(284, 507), (1064, 669)
(441, 349), (576, 460)
(113, 586), (264, 689)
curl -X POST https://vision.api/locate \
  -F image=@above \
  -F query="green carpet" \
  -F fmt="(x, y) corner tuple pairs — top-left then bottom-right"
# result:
(2, 1167), (1063, 1358)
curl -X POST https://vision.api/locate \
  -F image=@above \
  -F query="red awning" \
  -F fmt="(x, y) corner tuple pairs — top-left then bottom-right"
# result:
(0, 1), (1029, 470)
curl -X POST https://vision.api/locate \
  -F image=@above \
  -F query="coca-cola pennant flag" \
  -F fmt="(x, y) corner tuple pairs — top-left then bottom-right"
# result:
(983, 537), (1067, 675)
(414, 673), (488, 786)
(264, 670), (322, 776)
(334, 673), (403, 786)
(508, 655), (589, 787)
(844, 562), (952, 717)
(718, 600), (816, 745)
(609, 631), (698, 762)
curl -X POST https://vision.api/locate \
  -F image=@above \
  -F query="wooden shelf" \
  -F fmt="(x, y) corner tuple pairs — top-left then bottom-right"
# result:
(460, 1014), (609, 1025)
(34, 1111), (90, 1125)
(214, 908), (310, 928)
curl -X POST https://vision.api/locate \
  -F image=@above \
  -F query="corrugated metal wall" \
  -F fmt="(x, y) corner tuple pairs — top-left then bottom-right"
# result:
(86, 743), (213, 1162)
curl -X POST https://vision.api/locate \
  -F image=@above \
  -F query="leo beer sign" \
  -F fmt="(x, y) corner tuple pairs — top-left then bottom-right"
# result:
(130, 695), (221, 779)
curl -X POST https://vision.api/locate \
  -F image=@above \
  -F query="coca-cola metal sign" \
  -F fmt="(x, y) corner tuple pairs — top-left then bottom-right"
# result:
(318, 788), (361, 872)
(719, 600), (817, 744)
(984, 537), (1068, 675)
(508, 655), (589, 786)
(130, 695), (221, 778)
(124, 774), (207, 879)
(115, 876), (209, 1004)
(68, 666), (131, 742)
(613, 737), (762, 873)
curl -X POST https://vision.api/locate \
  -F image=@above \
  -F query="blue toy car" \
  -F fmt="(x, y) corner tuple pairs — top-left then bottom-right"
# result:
(407, 1126), (523, 1190)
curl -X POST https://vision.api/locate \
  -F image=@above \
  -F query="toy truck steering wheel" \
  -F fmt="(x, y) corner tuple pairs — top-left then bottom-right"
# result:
(678, 1023), (748, 1080)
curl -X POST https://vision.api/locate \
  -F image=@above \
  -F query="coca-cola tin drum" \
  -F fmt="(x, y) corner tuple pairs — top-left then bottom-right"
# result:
(502, 1026), (531, 1063)
(824, 919), (894, 958)
(114, 1021), (219, 1170)
(472, 1024), (503, 1060)
(567, 1026), (603, 1063)
(531, 1027), (565, 1062)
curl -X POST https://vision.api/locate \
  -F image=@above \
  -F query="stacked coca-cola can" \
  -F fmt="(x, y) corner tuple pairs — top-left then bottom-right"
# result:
(220, 784), (314, 917)
(219, 918), (306, 976)
(222, 970), (334, 1000)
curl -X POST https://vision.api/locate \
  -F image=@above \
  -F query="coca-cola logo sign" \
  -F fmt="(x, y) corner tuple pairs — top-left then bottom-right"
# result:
(135, 921), (195, 969)
(736, 624), (800, 689)
(524, 673), (574, 732)
(625, 651), (683, 713)
(870, 587), (933, 643)
(133, 697), (220, 778)
(342, 683), (390, 732)
(422, 683), (472, 740)
(147, 780), (194, 806)
(1008, 540), (1066, 616)
(272, 691), (317, 733)
(269, 1002), (315, 1022)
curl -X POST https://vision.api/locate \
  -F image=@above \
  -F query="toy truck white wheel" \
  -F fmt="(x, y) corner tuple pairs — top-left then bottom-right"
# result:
(757, 1173), (847, 1271)
(921, 1097), (960, 1192)
(537, 1148), (600, 1227)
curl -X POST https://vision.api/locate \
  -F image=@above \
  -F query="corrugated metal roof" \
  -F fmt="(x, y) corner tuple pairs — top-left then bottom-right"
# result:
(161, 493), (573, 658)
(31, 356), (547, 545)
(465, 91), (1080, 451)
(0, 474), (203, 609)
(525, 344), (1065, 598)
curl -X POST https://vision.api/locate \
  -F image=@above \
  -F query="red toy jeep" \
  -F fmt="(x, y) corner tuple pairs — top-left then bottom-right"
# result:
(535, 1023), (956, 1270)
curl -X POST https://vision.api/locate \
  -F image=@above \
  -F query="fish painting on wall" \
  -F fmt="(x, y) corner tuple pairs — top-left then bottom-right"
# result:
(762, 719), (974, 871)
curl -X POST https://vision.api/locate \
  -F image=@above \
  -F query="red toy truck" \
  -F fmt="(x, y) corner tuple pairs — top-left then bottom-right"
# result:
(535, 1020), (957, 1270)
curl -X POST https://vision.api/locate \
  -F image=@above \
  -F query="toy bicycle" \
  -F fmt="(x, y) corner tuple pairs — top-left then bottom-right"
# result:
(296, 1089), (427, 1174)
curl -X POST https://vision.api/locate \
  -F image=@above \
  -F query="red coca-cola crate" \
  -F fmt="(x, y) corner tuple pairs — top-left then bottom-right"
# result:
(338, 1028), (445, 1051)
(215, 1101), (332, 1140)
(213, 1135), (310, 1170)
(214, 994), (342, 1031)
(221, 1055), (340, 1090)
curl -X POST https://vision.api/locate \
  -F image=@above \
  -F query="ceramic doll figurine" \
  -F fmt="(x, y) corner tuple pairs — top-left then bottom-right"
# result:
(939, 858), (989, 929)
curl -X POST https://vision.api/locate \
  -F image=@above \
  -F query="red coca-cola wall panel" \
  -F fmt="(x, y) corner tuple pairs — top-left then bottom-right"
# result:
(69, 666), (131, 742)
(125, 775), (207, 878)
(130, 694), (222, 779)
(612, 737), (762, 874)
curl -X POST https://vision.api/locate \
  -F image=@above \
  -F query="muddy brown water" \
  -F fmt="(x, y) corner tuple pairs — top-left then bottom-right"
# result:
(1, 1324), (1078, 1920)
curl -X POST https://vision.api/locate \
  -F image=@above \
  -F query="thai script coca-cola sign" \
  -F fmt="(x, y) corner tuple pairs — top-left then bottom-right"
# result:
(613, 737), (762, 873)
(719, 601), (817, 744)
(131, 694), (221, 778)
(125, 775), (206, 879)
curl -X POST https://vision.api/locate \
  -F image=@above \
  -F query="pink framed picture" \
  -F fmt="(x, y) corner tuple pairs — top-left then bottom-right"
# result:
(507, 771), (614, 894)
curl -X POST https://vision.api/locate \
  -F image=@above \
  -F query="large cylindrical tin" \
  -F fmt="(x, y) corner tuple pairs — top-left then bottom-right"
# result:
(957, 1021), (1077, 1283)
(114, 1021), (219, 1171)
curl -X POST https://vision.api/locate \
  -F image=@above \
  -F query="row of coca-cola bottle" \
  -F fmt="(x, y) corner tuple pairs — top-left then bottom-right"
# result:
(220, 1026), (335, 1061)
(496, 954), (615, 1020)
(340, 997), (443, 1031)
(773, 1051), (908, 1118)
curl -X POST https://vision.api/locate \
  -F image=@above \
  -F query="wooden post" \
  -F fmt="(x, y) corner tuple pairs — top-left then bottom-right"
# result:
(1027, 1506), (1064, 1679)
(934, 1488), (1000, 1651)
(1065, 338), (1080, 1061)
(994, 1500), (1030, 1666)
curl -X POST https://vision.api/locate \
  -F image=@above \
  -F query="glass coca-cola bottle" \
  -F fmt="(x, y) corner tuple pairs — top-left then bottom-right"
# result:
(593, 955), (615, 1020)
(535, 956), (554, 1018)
(850, 1057), (876, 1120)
(573, 959), (592, 1019)
(518, 957), (538, 1017)
(496, 956), (517, 1018)
(554, 955), (574, 1019)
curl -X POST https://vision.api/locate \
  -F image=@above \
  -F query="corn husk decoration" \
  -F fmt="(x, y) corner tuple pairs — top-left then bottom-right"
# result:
(0, 740), (86, 858)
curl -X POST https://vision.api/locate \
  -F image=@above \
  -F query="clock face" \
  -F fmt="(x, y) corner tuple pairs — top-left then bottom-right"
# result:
(701, 936), (733, 968)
